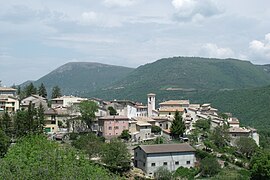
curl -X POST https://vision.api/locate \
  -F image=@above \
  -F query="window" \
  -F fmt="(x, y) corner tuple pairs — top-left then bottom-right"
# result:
(169, 112), (171, 115)
(135, 152), (137, 157)
(143, 163), (145, 167)
(175, 161), (179, 165)
(163, 162), (167, 166)
(151, 163), (155, 167)
(186, 161), (190, 165)
(115, 126), (119, 129)
(108, 126), (112, 130)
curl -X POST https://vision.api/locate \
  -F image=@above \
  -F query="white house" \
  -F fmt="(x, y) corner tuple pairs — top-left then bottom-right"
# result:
(134, 143), (196, 177)
(20, 95), (48, 109)
(0, 95), (19, 113)
(51, 96), (87, 108)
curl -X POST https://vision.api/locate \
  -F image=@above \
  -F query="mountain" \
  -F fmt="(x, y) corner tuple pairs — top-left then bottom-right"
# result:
(91, 57), (270, 100)
(31, 62), (134, 96)
(257, 64), (270, 74)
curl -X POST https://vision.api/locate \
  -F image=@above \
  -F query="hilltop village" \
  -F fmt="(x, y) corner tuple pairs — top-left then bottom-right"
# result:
(0, 85), (261, 179)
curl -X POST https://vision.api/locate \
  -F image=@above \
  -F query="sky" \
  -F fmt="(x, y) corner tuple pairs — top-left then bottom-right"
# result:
(1, 0), (270, 86)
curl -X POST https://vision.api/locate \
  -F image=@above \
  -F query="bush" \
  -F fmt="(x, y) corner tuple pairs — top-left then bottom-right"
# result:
(154, 166), (172, 180)
(174, 167), (197, 180)
(69, 132), (79, 140)
(196, 149), (212, 160)
(151, 126), (162, 134)
(200, 157), (221, 177)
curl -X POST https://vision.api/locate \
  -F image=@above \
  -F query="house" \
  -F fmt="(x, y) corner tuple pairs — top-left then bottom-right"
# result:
(20, 95), (48, 110)
(229, 127), (259, 146)
(51, 96), (87, 108)
(44, 108), (58, 133)
(98, 116), (129, 139)
(0, 87), (16, 96)
(158, 100), (189, 117)
(129, 117), (153, 142)
(0, 95), (19, 113)
(158, 107), (185, 117)
(105, 100), (138, 118)
(134, 143), (196, 177)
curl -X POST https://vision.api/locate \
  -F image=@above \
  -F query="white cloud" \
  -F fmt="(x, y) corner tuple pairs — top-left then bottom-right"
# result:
(80, 11), (98, 23)
(103, 0), (136, 7)
(171, 0), (221, 22)
(249, 33), (270, 63)
(200, 43), (235, 58)
(79, 11), (123, 27)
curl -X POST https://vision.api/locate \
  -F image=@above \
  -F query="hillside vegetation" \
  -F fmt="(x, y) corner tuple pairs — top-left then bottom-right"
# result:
(91, 57), (270, 100)
(29, 62), (134, 96)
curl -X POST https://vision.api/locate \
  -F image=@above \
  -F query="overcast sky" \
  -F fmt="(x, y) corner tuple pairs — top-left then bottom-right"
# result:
(1, 0), (270, 86)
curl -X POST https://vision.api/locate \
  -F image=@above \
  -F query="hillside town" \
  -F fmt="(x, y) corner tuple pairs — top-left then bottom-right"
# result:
(0, 85), (260, 179)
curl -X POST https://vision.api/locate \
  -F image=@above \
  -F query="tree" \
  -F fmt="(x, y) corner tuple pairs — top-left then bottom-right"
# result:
(154, 166), (172, 180)
(13, 110), (29, 137)
(25, 83), (37, 97)
(0, 112), (13, 137)
(72, 133), (104, 158)
(101, 138), (131, 173)
(250, 150), (270, 180)
(236, 137), (258, 158)
(0, 135), (118, 179)
(38, 83), (47, 98)
(170, 110), (185, 139)
(108, 106), (117, 115)
(119, 129), (130, 141)
(0, 130), (10, 157)
(36, 103), (45, 133)
(51, 86), (61, 99)
(200, 157), (221, 177)
(195, 119), (210, 131)
(211, 125), (230, 148)
(151, 125), (162, 134)
(79, 100), (98, 131)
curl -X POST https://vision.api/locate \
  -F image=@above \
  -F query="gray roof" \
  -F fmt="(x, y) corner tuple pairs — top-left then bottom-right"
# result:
(136, 143), (195, 154)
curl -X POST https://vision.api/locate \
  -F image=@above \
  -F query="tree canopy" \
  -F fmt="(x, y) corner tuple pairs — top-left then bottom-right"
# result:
(200, 157), (221, 177)
(170, 110), (185, 139)
(79, 100), (98, 131)
(250, 150), (270, 180)
(236, 137), (258, 158)
(51, 86), (62, 99)
(0, 135), (119, 179)
(101, 138), (131, 173)
(38, 83), (47, 98)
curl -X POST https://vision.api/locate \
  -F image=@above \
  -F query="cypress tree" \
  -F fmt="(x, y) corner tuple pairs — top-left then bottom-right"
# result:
(170, 110), (186, 139)
(38, 83), (47, 98)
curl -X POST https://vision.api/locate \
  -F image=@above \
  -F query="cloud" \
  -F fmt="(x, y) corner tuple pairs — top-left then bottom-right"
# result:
(171, 0), (221, 22)
(200, 43), (235, 58)
(103, 0), (136, 7)
(249, 33), (270, 63)
(78, 11), (123, 27)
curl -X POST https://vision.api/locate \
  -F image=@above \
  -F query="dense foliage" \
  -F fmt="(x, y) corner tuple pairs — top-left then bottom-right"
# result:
(0, 135), (119, 179)
(101, 139), (131, 172)
(72, 133), (104, 158)
(154, 166), (172, 180)
(250, 150), (270, 180)
(200, 157), (221, 177)
(170, 110), (185, 139)
(78, 100), (98, 131)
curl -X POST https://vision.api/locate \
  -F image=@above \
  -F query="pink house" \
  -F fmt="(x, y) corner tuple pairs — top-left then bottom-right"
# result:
(98, 116), (129, 139)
